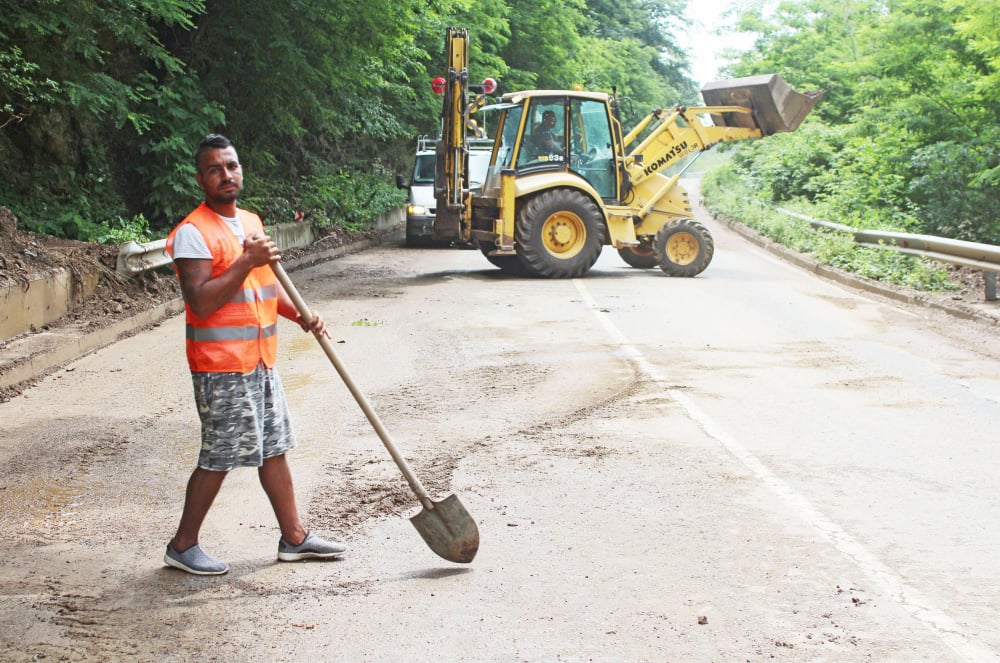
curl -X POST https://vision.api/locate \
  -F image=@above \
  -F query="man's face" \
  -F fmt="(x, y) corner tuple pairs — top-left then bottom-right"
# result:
(196, 146), (243, 205)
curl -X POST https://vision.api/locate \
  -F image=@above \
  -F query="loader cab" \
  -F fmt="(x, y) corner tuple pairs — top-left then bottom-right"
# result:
(491, 93), (619, 201)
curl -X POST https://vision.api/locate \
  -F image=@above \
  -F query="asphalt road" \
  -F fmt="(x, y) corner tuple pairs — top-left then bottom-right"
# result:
(1, 187), (999, 662)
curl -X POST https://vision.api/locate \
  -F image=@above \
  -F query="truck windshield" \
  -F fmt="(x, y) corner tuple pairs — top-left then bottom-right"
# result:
(413, 154), (436, 185)
(469, 151), (492, 186)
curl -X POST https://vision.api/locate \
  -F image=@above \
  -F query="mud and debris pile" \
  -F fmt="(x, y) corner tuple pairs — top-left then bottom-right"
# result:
(1, 206), (182, 335)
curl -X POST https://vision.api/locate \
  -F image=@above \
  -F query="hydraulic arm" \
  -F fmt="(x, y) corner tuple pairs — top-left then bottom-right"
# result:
(616, 74), (823, 231)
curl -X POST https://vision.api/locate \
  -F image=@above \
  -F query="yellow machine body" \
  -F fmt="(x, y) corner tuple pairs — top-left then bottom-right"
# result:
(434, 28), (822, 278)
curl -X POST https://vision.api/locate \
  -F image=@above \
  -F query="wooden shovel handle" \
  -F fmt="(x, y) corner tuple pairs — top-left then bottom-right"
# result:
(271, 261), (435, 510)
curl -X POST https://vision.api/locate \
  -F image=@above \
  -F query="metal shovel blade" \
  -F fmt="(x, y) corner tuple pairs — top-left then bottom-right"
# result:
(701, 73), (824, 136)
(410, 493), (480, 564)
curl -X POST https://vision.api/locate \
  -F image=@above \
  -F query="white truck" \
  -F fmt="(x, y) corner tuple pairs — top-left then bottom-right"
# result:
(397, 135), (492, 247)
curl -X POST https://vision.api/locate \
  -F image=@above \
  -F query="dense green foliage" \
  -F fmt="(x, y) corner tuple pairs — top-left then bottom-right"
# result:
(709, 0), (1000, 248)
(5, 0), (997, 268)
(0, 0), (693, 240)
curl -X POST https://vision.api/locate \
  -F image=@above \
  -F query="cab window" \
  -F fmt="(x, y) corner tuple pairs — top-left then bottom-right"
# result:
(495, 105), (523, 172)
(569, 99), (616, 199)
(517, 100), (566, 168)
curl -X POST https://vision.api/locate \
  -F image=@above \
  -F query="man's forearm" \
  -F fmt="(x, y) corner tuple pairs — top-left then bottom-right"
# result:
(178, 255), (255, 319)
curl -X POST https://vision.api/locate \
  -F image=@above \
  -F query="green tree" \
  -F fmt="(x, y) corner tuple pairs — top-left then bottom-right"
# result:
(585, 0), (695, 102)
(186, 1), (439, 171)
(0, 0), (209, 236)
(716, 0), (1000, 243)
(0, 46), (58, 129)
(726, 0), (884, 123)
(451, 0), (512, 88)
(0, 0), (703, 240)
(500, 0), (589, 90)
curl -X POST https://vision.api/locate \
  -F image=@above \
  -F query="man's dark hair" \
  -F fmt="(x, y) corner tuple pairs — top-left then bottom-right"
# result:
(194, 134), (233, 169)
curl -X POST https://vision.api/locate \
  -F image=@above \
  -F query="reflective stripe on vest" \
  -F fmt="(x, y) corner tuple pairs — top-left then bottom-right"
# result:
(187, 323), (278, 342)
(228, 284), (278, 304)
(166, 203), (279, 373)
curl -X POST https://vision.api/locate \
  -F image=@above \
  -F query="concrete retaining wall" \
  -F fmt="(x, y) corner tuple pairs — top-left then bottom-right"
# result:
(266, 220), (314, 251)
(1, 268), (102, 341)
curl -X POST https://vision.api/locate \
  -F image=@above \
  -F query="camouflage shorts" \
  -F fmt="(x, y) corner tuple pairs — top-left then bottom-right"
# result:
(191, 363), (296, 471)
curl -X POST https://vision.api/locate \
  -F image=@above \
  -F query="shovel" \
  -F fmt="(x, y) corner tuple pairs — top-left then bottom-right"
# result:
(271, 262), (479, 564)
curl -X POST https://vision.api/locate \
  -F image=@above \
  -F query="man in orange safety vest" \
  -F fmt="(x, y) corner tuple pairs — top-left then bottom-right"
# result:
(162, 134), (346, 575)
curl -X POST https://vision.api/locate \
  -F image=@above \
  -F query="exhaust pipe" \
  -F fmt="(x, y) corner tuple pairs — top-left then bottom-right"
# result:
(700, 74), (824, 136)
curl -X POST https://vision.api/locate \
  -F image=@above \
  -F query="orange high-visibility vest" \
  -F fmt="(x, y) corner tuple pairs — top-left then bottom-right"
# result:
(166, 203), (278, 373)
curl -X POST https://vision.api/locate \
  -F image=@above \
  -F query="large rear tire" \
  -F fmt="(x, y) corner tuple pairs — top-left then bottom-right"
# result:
(515, 189), (605, 278)
(618, 243), (657, 269)
(653, 220), (714, 277)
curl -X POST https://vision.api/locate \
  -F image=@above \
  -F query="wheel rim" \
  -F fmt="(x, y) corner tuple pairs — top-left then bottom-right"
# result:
(666, 231), (700, 266)
(541, 211), (586, 258)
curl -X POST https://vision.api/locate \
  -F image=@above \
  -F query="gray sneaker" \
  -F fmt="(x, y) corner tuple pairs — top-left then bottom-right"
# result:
(164, 543), (230, 575)
(277, 532), (347, 561)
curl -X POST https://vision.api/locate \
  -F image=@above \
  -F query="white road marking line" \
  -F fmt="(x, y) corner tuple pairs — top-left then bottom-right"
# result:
(574, 278), (998, 663)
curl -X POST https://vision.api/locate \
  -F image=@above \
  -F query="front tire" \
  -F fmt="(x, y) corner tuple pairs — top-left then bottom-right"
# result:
(515, 189), (605, 278)
(618, 243), (657, 269)
(405, 226), (423, 247)
(653, 220), (714, 277)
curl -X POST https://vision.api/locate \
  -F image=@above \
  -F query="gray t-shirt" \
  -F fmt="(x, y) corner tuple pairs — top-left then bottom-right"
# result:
(171, 214), (245, 260)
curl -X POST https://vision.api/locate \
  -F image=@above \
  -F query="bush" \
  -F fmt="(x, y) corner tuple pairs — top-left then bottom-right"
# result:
(908, 138), (1000, 244)
(93, 214), (152, 244)
(300, 167), (406, 231)
(702, 161), (958, 293)
(730, 123), (841, 203)
(241, 166), (406, 232)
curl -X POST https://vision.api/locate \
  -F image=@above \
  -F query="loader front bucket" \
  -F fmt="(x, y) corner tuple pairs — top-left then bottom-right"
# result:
(700, 74), (824, 136)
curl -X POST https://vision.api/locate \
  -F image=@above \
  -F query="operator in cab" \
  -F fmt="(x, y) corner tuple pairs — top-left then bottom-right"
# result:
(531, 110), (563, 154)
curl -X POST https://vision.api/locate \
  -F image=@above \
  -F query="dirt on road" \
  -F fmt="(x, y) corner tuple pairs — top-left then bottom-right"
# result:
(2, 195), (1000, 662)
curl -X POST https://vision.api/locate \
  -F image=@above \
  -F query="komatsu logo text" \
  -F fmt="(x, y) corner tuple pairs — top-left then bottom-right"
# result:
(642, 141), (693, 176)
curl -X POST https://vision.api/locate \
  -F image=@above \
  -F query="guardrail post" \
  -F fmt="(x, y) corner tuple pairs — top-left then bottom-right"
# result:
(986, 271), (997, 301)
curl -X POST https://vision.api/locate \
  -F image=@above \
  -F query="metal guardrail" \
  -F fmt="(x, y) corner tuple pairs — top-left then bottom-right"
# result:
(116, 238), (171, 275)
(115, 220), (318, 275)
(775, 207), (999, 301)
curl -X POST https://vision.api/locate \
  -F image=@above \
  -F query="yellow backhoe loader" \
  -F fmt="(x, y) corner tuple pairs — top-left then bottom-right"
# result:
(433, 27), (823, 278)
